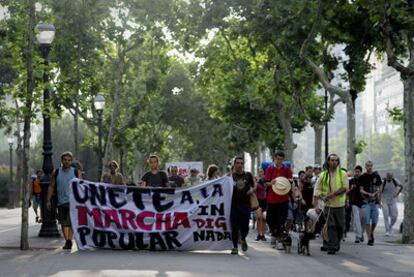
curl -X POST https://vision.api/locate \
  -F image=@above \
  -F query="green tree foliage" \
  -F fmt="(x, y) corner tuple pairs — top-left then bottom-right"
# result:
(30, 115), (99, 180)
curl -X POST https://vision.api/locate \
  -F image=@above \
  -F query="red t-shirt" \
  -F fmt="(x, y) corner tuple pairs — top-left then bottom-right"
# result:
(264, 165), (293, 204)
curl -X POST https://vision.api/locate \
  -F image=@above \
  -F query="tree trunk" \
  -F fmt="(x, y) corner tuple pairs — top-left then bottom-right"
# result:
(13, 137), (23, 208)
(250, 152), (256, 174)
(274, 92), (296, 164)
(346, 96), (356, 170)
(13, 109), (23, 208)
(256, 141), (262, 172)
(74, 99), (79, 158)
(313, 124), (324, 165)
(21, 0), (36, 250)
(119, 147), (124, 175)
(133, 150), (146, 180)
(402, 75), (414, 244)
(279, 118), (295, 163)
(102, 52), (125, 178)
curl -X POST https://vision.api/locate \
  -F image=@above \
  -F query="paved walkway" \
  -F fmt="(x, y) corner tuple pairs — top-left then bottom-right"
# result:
(0, 204), (412, 277)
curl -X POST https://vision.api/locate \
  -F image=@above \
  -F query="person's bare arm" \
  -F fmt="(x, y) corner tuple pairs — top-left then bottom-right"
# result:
(253, 178), (258, 192)
(360, 186), (370, 197)
(47, 171), (56, 209)
(30, 181), (33, 197)
(77, 169), (83, 180)
(313, 177), (322, 213)
(396, 183), (404, 197)
(327, 188), (347, 200)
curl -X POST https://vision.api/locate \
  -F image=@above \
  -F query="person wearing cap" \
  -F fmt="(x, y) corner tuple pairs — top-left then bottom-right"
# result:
(264, 150), (294, 250)
(184, 168), (202, 187)
(168, 166), (185, 188)
(102, 160), (124, 185)
(313, 154), (349, 255)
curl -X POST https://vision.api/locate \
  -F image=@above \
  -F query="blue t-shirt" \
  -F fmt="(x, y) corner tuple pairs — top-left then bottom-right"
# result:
(56, 167), (76, 205)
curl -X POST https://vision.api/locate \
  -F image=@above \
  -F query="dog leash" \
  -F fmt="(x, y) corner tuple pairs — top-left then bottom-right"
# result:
(309, 198), (330, 233)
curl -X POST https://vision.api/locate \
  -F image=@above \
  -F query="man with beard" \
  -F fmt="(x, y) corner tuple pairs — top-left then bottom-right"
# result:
(230, 156), (262, 255)
(313, 154), (348, 255)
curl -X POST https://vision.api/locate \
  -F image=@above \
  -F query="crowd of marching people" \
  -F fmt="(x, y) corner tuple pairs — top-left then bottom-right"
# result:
(250, 152), (404, 256)
(30, 150), (403, 254)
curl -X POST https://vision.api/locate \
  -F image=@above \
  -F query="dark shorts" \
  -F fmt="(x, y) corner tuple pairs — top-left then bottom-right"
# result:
(258, 199), (267, 210)
(57, 203), (71, 227)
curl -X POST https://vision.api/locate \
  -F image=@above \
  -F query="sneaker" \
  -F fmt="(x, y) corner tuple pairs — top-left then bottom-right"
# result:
(270, 237), (277, 248)
(241, 240), (248, 252)
(276, 242), (285, 250)
(385, 232), (390, 237)
(62, 240), (72, 250)
(231, 248), (238, 255)
(327, 249), (336, 255)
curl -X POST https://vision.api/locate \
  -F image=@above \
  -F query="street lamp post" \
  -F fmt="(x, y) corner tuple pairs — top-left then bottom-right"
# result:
(7, 136), (14, 209)
(324, 89), (329, 159)
(324, 72), (334, 160)
(94, 93), (105, 181)
(37, 22), (59, 237)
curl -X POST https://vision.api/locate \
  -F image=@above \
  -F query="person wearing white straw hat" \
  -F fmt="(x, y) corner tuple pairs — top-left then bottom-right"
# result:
(313, 154), (349, 255)
(264, 150), (294, 250)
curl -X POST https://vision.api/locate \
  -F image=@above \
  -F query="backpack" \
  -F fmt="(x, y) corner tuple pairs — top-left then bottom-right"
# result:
(382, 178), (399, 192)
(32, 179), (42, 194)
(54, 166), (79, 179)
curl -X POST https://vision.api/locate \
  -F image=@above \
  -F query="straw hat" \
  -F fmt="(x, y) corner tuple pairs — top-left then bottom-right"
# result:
(272, 176), (291, 196)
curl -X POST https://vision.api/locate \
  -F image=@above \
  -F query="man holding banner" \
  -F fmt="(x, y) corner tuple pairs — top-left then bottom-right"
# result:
(70, 169), (235, 251)
(230, 156), (261, 255)
(141, 155), (170, 188)
(47, 151), (80, 250)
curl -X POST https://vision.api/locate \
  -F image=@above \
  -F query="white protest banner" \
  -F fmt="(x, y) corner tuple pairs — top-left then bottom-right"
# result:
(165, 161), (203, 177)
(69, 176), (233, 250)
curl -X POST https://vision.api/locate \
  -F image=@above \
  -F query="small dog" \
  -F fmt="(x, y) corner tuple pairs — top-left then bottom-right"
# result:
(297, 219), (314, 256)
(281, 233), (292, 253)
(298, 232), (311, 256)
